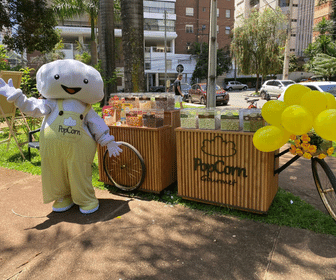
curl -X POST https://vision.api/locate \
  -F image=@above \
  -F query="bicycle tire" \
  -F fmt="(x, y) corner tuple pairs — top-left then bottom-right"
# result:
(311, 157), (336, 221)
(103, 141), (146, 191)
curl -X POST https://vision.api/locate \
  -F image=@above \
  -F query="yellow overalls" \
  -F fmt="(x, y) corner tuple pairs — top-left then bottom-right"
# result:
(40, 100), (98, 209)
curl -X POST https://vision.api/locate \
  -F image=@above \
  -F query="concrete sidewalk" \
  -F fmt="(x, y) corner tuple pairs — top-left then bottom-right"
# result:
(1, 152), (336, 279)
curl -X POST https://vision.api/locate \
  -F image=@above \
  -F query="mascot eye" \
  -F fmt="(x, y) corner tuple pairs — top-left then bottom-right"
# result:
(54, 74), (60, 80)
(84, 79), (89, 84)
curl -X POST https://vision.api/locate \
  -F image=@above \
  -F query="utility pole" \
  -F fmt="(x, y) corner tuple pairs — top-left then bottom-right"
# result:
(207, 0), (217, 108)
(283, 0), (293, 80)
(164, 10), (168, 91)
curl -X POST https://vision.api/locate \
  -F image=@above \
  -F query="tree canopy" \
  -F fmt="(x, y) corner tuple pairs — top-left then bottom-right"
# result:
(52, 0), (99, 65)
(308, 53), (336, 80)
(188, 42), (231, 84)
(230, 8), (287, 91)
(0, 0), (60, 54)
(304, 17), (336, 60)
(304, 17), (336, 76)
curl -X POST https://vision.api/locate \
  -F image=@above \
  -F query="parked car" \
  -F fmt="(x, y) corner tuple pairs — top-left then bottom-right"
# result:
(188, 83), (229, 105)
(225, 81), (248, 91)
(278, 81), (336, 101)
(260, 80), (295, 100)
(149, 85), (166, 92)
(168, 82), (191, 101)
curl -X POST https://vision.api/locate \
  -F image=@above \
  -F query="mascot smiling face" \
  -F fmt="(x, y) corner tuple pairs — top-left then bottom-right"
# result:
(36, 59), (104, 104)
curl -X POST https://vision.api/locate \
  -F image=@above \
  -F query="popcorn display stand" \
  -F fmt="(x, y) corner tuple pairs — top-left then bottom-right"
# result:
(175, 108), (279, 213)
(175, 128), (279, 213)
(98, 92), (181, 193)
(98, 124), (177, 193)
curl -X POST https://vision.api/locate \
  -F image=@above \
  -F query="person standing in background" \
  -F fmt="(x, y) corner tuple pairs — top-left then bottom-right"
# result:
(173, 74), (184, 109)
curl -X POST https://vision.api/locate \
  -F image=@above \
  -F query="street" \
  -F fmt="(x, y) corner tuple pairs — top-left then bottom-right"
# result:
(219, 89), (268, 109)
(185, 89), (268, 109)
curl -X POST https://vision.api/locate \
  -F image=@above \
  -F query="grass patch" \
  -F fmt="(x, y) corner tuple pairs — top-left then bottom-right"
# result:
(1, 105), (336, 236)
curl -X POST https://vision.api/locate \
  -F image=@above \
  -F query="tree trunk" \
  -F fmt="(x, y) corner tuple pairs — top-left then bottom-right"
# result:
(121, 0), (145, 93)
(99, 0), (116, 106)
(90, 15), (98, 65)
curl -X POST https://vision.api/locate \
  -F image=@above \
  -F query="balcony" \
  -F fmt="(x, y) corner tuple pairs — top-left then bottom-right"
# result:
(61, 43), (91, 59)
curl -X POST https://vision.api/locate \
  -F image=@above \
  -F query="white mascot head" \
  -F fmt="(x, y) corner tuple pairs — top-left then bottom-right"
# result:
(36, 59), (104, 104)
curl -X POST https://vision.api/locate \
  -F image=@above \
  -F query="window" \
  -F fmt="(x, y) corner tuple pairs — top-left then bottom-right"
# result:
(217, 8), (219, 17)
(291, 33), (296, 37)
(144, 1), (175, 14)
(203, 7), (206, 12)
(202, 25), (206, 30)
(225, 26), (230, 34)
(186, 7), (194, 16)
(291, 19), (297, 22)
(217, 25), (219, 33)
(293, 4), (298, 7)
(145, 63), (151, 70)
(117, 77), (123, 86)
(278, 0), (290, 7)
(186, 25), (193, 33)
(144, 19), (175, 32)
(290, 49), (295, 52)
(226, 10), (231, 18)
(250, 0), (259, 6)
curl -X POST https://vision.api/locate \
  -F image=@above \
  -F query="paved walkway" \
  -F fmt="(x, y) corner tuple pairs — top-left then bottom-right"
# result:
(1, 147), (336, 279)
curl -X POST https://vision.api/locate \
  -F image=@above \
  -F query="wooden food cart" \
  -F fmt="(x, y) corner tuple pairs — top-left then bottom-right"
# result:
(98, 109), (180, 193)
(175, 128), (279, 213)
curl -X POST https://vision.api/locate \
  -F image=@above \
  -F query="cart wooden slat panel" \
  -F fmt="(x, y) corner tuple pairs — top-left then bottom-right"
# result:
(176, 128), (279, 213)
(98, 125), (176, 193)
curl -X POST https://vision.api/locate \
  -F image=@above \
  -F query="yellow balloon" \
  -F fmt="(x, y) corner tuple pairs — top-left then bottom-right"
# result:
(253, 126), (288, 152)
(279, 126), (291, 146)
(281, 105), (313, 135)
(261, 100), (288, 126)
(283, 84), (311, 106)
(323, 92), (336, 109)
(300, 90), (327, 117)
(314, 109), (336, 141)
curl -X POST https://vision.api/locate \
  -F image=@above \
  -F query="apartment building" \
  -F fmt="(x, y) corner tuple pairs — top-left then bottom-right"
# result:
(313, 0), (334, 40)
(234, 0), (315, 57)
(174, 0), (234, 54)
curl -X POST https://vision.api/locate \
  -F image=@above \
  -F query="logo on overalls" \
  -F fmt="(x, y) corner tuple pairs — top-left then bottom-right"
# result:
(59, 117), (81, 135)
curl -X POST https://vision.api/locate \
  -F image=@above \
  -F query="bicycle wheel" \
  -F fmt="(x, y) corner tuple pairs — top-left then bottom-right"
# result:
(103, 142), (146, 191)
(311, 157), (336, 221)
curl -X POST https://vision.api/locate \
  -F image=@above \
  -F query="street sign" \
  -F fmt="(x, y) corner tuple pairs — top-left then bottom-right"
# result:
(176, 64), (184, 73)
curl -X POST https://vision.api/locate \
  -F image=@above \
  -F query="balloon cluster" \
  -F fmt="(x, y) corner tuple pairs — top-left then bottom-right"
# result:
(253, 84), (336, 152)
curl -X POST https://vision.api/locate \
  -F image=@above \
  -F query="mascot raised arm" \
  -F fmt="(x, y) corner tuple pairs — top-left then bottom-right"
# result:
(0, 59), (122, 214)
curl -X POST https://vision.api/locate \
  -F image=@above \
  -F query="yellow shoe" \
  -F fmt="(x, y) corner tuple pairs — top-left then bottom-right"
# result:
(79, 201), (99, 214)
(52, 196), (74, 212)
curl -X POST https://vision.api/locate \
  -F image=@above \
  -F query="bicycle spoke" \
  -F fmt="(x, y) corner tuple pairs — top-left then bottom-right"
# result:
(103, 142), (146, 191)
(312, 158), (336, 221)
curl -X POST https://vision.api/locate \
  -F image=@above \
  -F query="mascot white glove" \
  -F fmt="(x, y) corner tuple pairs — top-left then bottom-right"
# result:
(107, 141), (123, 157)
(0, 78), (16, 97)
(0, 78), (22, 102)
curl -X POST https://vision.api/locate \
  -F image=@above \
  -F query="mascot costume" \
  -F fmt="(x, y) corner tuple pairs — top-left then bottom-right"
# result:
(0, 59), (122, 214)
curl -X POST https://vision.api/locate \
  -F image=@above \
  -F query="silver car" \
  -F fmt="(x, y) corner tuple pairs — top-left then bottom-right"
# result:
(225, 81), (248, 91)
(260, 80), (295, 100)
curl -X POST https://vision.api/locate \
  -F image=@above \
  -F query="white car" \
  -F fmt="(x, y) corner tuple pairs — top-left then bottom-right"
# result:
(300, 81), (336, 96)
(278, 81), (336, 101)
(260, 80), (296, 100)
